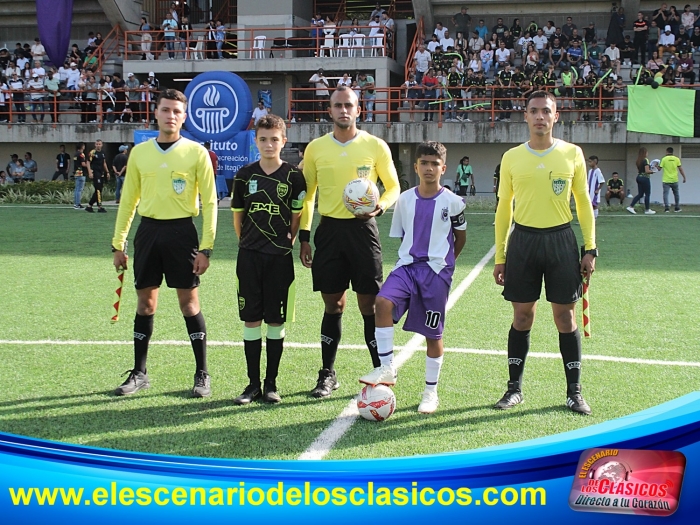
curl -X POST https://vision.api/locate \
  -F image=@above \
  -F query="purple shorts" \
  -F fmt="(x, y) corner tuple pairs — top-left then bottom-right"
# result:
(377, 263), (451, 340)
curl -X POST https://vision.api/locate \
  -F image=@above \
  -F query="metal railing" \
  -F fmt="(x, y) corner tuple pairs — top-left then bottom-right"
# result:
(83, 25), (124, 74)
(1, 88), (160, 129)
(123, 25), (395, 61)
(287, 85), (635, 126)
(404, 16), (424, 79)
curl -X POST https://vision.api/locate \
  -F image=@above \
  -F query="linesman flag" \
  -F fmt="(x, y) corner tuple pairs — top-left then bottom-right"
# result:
(627, 85), (700, 138)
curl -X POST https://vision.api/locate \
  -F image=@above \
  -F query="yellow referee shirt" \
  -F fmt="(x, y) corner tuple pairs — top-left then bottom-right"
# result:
(495, 139), (595, 264)
(112, 138), (217, 251)
(300, 130), (400, 231)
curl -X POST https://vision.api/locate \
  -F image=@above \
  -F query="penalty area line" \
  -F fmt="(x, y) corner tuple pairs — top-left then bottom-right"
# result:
(297, 245), (497, 461)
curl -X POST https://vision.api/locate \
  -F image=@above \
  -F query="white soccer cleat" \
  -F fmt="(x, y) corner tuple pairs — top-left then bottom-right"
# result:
(359, 365), (396, 386)
(626, 206), (636, 214)
(644, 209), (656, 215)
(418, 390), (439, 414)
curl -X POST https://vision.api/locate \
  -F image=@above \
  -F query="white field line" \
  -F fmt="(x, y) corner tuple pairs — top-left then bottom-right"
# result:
(298, 245), (497, 461)
(0, 339), (696, 369)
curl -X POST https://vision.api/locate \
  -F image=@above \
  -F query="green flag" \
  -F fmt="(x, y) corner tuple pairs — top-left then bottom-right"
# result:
(627, 85), (698, 138)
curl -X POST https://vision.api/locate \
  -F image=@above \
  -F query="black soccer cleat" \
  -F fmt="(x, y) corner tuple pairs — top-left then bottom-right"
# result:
(192, 370), (211, 398)
(566, 383), (592, 415)
(115, 369), (150, 396)
(310, 368), (339, 398)
(493, 380), (524, 410)
(85, 206), (94, 213)
(233, 383), (262, 405)
(262, 379), (282, 403)
(97, 207), (107, 213)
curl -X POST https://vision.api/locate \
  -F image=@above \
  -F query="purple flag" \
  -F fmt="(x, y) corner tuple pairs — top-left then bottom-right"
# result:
(36, 0), (74, 66)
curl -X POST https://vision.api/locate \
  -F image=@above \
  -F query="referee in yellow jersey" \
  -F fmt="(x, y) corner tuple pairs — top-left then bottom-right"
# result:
(299, 86), (400, 398)
(111, 89), (217, 398)
(493, 90), (597, 415)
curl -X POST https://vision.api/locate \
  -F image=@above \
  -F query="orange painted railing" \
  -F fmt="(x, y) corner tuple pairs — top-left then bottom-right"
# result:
(404, 16), (424, 79)
(84, 25), (124, 74)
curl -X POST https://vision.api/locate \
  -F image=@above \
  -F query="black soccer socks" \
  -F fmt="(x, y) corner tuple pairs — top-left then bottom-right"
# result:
(133, 313), (154, 373)
(321, 312), (343, 371)
(363, 313), (380, 368)
(507, 325), (531, 385)
(559, 329), (582, 386)
(185, 312), (207, 373)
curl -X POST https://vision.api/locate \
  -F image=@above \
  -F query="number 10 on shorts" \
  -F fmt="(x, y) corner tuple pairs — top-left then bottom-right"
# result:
(425, 310), (441, 329)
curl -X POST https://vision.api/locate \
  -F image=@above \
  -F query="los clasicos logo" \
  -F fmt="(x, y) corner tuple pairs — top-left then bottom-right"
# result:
(569, 448), (686, 516)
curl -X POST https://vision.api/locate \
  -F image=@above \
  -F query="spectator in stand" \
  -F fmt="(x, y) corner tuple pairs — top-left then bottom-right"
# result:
(357, 72), (376, 122)
(21, 61), (31, 80)
(215, 20), (226, 59)
(413, 42), (431, 84)
(480, 43), (494, 76)
(0, 75), (7, 123)
(27, 73), (45, 123)
(563, 17), (578, 39)
(668, 6), (681, 35)
(427, 34), (440, 53)
(206, 19), (217, 59)
(309, 68), (329, 122)
(369, 15), (382, 47)
(422, 68), (438, 121)
(659, 24), (677, 55)
(533, 28), (549, 54)
(10, 72), (26, 123)
(30, 38), (45, 63)
(550, 27), (568, 48)
(568, 39), (584, 70)
(66, 62), (81, 94)
(32, 60), (45, 79)
(542, 21), (556, 38)
(10, 158), (25, 182)
(370, 2), (385, 20)
(653, 3), (669, 28)
(140, 79), (152, 122)
(584, 21), (597, 43)
(125, 72), (140, 117)
(476, 19), (489, 41)
(381, 12), (395, 48)
(678, 50), (696, 82)
(682, 4), (696, 30)
(44, 69), (60, 123)
(52, 144), (71, 181)
(402, 72), (420, 122)
(162, 12), (178, 59)
(338, 73), (352, 88)
(613, 77), (626, 121)
(677, 26), (692, 53)
(180, 16), (196, 59)
(85, 32), (97, 56)
(453, 6), (471, 37)
(23, 152), (37, 181)
(139, 17), (154, 60)
(511, 19), (523, 40)
(691, 26), (700, 55)
(111, 72), (126, 121)
(4, 60), (19, 79)
(550, 38), (566, 69)
(441, 30), (455, 51)
(0, 170), (7, 185)
(607, 7), (626, 47)
(604, 41), (622, 74)
(251, 99), (270, 125)
(469, 30), (484, 54)
(633, 12), (650, 64)
(434, 21), (447, 40)
(495, 40), (511, 72)
(647, 50), (665, 70)
(621, 36), (636, 62)
(516, 30), (531, 58)
(170, 1), (180, 23)
(524, 44), (539, 74)
(492, 18), (507, 37)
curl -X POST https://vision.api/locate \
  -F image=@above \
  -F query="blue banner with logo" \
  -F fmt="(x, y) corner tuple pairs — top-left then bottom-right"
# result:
(1, 394), (700, 523)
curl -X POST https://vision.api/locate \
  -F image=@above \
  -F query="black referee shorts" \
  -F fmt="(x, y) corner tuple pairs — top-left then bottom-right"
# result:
(503, 223), (582, 305)
(236, 248), (295, 324)
(312, 217), (383, 295)
(133, 217), (200, 290)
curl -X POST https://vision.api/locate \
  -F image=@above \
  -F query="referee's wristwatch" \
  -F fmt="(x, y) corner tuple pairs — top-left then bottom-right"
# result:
(199, 249), (212, 258)
(111, 245), (120, 253)
(584, 248), (598, 258)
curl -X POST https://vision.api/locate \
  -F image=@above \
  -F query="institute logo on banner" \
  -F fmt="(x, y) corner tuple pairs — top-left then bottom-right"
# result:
(184, 71), (253, 142)
(569, 448), (686, 516)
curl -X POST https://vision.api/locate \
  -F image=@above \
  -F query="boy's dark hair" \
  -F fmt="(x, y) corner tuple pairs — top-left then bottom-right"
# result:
(156, 88), (187, 108)
(416, 141), (447, 164)
(667, 147), (674, 153)
(612, 171), (619, 176)
(588, 155), (598, 162)
(255, 114), (286, 138)
(526, 90), (557, 108)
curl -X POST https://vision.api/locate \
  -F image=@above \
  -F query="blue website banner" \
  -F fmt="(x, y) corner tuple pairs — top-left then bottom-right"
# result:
(1, 393), (699, 523)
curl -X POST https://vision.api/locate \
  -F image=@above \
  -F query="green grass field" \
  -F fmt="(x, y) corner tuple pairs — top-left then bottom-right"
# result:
(0, 204), (698, 460)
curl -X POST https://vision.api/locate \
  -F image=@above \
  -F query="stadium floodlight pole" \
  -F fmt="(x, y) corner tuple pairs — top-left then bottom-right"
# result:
(111, 241), (128, 323)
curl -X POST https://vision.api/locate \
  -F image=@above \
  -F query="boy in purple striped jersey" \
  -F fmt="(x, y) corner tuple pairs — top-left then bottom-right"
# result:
(359, 141), (467, 414)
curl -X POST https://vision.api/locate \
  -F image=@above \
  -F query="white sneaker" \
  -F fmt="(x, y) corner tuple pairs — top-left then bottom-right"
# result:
(359, 365), (396, 386)
(626, 206), (636, 214)
(644, 209), (656, 215)
(418, 390), (439, 414)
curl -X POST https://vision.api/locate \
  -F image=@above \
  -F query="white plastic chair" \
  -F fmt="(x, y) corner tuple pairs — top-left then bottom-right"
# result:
(371, 34), (385, 57)
(252, 35), (267, 59)
(338, 34), (353, 57)
(352, 34), (365, 57)
(192, 36), (204, 60)
(320, 32), (335, 57)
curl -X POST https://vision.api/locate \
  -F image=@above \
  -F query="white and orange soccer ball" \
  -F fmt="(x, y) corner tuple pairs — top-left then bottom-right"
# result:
(357, 384), (396, 422)
(343, 178), (380, 215)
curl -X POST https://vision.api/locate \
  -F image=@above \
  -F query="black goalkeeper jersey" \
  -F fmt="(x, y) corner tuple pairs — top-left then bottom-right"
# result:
(232, 161), (307, 255)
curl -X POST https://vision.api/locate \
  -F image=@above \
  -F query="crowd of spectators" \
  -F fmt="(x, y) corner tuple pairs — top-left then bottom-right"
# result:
(401, 4), (700, 121)
(0, 33), (160, 125)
